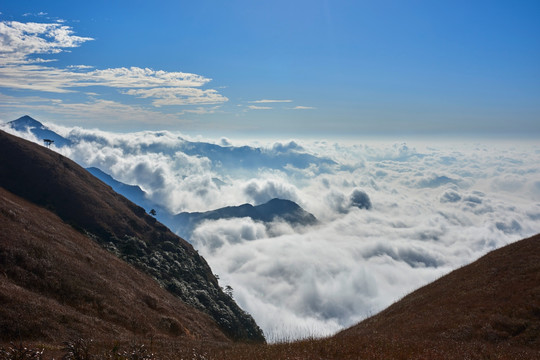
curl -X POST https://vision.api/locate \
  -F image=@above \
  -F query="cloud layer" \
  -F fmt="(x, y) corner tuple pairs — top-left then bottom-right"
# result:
(7, 124), (540, 341)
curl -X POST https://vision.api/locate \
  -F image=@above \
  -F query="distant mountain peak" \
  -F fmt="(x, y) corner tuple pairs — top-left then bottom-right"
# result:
(9, 115), (44, 129)
(173, 197), (318, 239)
(7, 115), (71, 147)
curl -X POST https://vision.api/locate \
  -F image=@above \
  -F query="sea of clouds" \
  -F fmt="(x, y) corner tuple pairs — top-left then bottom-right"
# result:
(6, 124), (540, 340)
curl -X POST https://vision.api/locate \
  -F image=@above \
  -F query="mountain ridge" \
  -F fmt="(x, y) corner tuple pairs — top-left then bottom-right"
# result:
(85, 166), (317, 241)
(4, 115), (337, 173)
(173, 198), (318, 239)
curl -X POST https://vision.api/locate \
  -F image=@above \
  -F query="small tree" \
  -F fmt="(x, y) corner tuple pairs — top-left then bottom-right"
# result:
(224, 285), (234, 297)
(43, 139), (54, 148)
(149, 209), (157, 216)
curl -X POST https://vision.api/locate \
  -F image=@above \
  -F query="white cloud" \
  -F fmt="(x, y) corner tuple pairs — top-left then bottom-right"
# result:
(0, 64), (215, 93)
(243, 178), (300, 205)
(191, 218), (270, 253)
(0, 21), (93, 65)
(22, 12), (48, 17)
(86, 67), (210, 89)
(185, 140), (540, 340)
(68, 65), (94, 70)
(292, 106), (315, 110)
(250, 99), (293, 103)
(247, 105), (272, 110)
(124, 86), (227, 106)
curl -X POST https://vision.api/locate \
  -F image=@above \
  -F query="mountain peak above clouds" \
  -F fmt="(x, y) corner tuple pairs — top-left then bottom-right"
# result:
(7, 115), (72, 147)
(9, 115), (42, 128)
(173, 198), (318, 239)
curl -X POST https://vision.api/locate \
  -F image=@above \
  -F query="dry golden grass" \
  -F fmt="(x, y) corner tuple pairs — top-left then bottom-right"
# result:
(0, 187), (228, 343)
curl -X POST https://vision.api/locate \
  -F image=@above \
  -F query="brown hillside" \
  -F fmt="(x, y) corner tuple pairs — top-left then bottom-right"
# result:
(0, 130), (264, 342)
(0, 187), (227, 343)
(335, 233), (540, 356)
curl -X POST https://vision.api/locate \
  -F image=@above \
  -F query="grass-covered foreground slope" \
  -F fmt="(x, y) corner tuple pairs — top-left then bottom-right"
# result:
(0, 187), (227, 343)
(338, 233), (540, 346)
(0, 129), (264, 343)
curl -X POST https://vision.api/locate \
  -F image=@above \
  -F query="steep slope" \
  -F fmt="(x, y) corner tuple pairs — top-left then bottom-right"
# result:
(174, 198), (318, 239)
(337, 233), (540, 353)
(0, 187), (228, 343)
(0, 130), (264, 342)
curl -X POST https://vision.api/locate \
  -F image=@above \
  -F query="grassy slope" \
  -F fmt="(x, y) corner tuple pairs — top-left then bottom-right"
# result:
(0, 187), (228, 343)
(338, 233), (540, 346)
(1, 128), (539, 358)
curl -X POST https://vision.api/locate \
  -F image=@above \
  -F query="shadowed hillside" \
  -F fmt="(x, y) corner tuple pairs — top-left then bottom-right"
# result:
(1, 204), (538, 358)
(86, 167), (317, 241)
(1, 127), (539, 358)
(0, 187), (228, 343)
(0, 130), (264, 343)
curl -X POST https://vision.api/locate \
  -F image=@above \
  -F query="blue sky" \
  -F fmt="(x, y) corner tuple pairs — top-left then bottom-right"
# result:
(1, 0), (539, 137)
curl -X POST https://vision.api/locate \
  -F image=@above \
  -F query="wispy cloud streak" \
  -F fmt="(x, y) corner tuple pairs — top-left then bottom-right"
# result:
(250, 99), (293, 103)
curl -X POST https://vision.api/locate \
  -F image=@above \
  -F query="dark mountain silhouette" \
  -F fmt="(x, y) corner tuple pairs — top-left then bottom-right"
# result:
(86, 167), (147, 201)
(0, 130), (264, 342)
(173, 198), (318, 239)
(84, 167), (177, 233)
(7, 115), (72, 147)
(0, 187), (228, 343)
